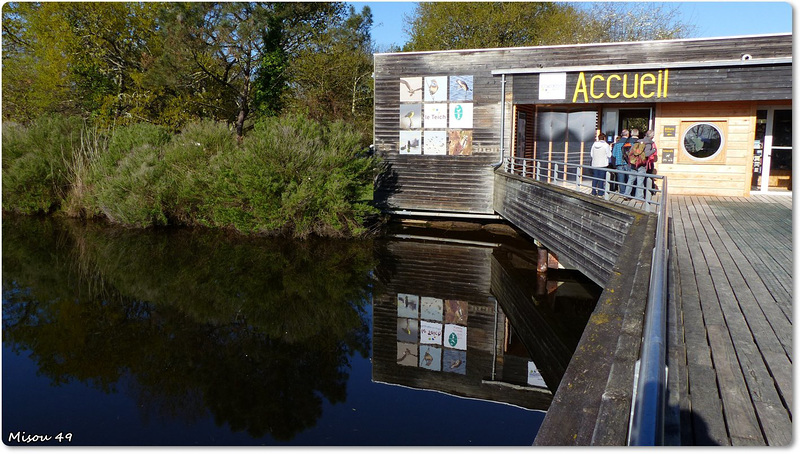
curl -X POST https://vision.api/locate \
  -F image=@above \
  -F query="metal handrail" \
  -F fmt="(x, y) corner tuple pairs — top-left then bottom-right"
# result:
(500, 156), (671, 444)
(628, 177), (670, 445)
(502, 156), (664, 212)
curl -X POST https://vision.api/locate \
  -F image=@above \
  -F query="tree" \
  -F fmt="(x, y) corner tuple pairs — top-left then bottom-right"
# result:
(156, 2), (339, 139)
(1, 2), (77, 121)
(574, 3), (696, 43)
(402, 2), (696, 51)
(402, 2), (584, 51)
(285, 5), (374, 141)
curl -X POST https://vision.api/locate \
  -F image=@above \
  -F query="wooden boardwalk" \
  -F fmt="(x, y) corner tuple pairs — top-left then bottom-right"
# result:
(665, 195), (792, 446)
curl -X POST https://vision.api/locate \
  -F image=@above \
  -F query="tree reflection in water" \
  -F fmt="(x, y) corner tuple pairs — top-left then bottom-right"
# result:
(2, 215), (375, 441)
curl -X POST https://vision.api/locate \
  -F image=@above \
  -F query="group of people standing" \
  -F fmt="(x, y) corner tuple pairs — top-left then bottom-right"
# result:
(589, 128), (657, 198)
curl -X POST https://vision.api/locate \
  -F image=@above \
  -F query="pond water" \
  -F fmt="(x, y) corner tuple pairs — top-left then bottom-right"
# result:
(2, 215), (600, 446)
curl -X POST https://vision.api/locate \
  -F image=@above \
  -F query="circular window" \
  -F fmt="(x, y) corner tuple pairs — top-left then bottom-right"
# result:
(682, 123), (724, 159)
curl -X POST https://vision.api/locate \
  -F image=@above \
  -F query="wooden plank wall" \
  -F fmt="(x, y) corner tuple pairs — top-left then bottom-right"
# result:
(512, 65), (792, 104)
(654, 100), (792, 197)
(533, 199), (659, 446)
(493, 171), (647, 286)
(374, 34), (790, 213)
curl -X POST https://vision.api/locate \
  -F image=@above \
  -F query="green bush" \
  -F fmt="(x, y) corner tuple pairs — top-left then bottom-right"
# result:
(84, 122), (172, 227)
(210, 115), (378, 237)
(2, 115), (84, 214)
(3, 114), (378, 237)
(160, 120), (237, 225)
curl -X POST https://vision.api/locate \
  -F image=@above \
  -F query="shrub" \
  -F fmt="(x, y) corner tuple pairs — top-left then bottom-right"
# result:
(2, 115), (84, 214)
(84, 122), (172, 227)
(160, 120), (237, 225)
(210, 115), (378, 237)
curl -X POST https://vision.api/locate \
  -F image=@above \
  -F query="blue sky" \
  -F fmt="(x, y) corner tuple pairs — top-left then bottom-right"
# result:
(349, 1), (793, 50)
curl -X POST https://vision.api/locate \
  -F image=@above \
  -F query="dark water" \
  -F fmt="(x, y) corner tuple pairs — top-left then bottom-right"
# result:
(2, 215), (600, 446)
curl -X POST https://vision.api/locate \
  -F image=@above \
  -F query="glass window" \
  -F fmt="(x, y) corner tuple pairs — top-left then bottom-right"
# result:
(772, 109), (792, 147)
(683, 123), (724, 159)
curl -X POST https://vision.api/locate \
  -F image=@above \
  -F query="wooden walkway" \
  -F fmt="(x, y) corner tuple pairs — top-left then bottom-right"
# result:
(665, 195), (792, 445)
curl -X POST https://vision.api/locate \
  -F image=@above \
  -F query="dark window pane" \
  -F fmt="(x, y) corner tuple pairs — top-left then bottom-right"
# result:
(772, 109), (792, 147)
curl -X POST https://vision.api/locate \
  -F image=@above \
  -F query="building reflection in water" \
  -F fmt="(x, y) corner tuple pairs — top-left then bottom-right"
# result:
(372, 235), (601, 411)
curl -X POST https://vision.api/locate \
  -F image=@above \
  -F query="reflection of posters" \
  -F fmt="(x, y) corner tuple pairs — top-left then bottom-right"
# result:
(420, 297), (443, 321)
(400, 104), (422, 130)
(443, 349), (466, 375)
(449, 75), (473, 101)
(397, 318), (418, 343)
(423, 103), (448, 129)
(528, 361), (547, 387)
(419, 345), (442, 371)
(400, 77), (423, 102)
(397, 293), (419, 318)
(397, 342), (418, 367)
(424, 131), (447, 155)
(448, 130), (472, 156)
(444, 300), (468, 324)
(424, 76), (448, 102)
(449, 103), (473, 129)
(420, 321), (443, 345)
(444, 324), (467, 350)
(399, 131), (421, 154)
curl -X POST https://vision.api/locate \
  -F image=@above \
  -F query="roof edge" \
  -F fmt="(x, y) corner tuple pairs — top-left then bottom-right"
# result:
(374, 32), (792, 57)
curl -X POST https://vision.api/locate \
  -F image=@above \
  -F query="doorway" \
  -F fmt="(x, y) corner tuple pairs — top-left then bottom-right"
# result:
(600, 107), (653, 141)
(752, 108), (792, 192)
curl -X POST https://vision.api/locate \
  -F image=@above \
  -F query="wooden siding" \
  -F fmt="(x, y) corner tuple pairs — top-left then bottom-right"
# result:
(374, 34), (791, 213)
(512, 65), (791, 104)
(653, 100), (791, 196)
(493, 171), (647, 286)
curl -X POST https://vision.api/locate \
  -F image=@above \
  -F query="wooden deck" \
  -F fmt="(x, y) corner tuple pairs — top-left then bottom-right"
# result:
(665, 194), (792, 446)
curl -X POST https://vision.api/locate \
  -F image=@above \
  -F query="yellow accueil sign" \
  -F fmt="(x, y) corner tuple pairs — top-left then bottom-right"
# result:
(571, 70), (669, 102)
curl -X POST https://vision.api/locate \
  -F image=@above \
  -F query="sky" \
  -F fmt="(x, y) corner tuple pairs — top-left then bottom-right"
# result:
(350, 1), (794, 50)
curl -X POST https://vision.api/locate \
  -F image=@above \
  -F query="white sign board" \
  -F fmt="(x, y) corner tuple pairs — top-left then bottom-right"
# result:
(444, 324), (467, 350)
(539, 72), (567, 100)
(420, 321), (443, 345)
(449, 103), (473, 129)
(527, 361), (547, 387)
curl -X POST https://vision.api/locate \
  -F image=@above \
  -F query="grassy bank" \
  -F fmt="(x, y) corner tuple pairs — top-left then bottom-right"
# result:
(2, 115), (379, 238)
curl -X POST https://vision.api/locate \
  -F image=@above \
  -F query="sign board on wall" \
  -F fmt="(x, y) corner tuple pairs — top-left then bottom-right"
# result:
(398, 75), (474, 155)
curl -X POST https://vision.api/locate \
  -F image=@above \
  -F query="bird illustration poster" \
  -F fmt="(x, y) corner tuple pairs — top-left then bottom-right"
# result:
(399, 77), (423, 102)
(449, 103), (473, 129)
(397, 317), (419, 343)
(449, 75), (473, 101)
(397, 293), (420, 318)
(444, 300), (468, 324)
(420, 297), (444, 321)
(399, 131), (421, 154)
(448, 130), (473, 156)
(444, 324), (467, 350)
(419, 346), (442, 371)
(423, 131), (447, 155)
(420, 321), (443, 345)
(443, 349), (467, 375)
(396, 342), (418, 367)
(423, 103), (447, 129)
(424, 76), (447, 102)
(399, 104), (421, 130)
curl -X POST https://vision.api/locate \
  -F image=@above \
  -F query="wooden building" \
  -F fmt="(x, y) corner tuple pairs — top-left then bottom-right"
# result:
(373, 33), (792, 215)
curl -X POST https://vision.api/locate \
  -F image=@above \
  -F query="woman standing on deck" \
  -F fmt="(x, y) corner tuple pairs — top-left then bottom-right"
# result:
(590, 133), (612, 196)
